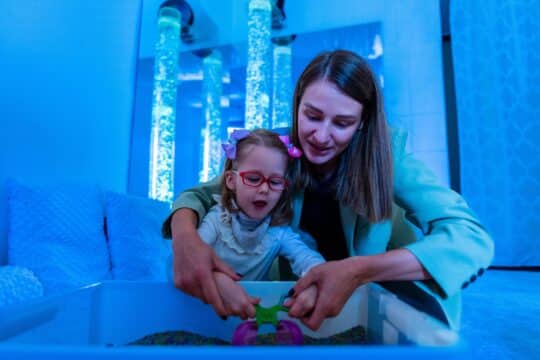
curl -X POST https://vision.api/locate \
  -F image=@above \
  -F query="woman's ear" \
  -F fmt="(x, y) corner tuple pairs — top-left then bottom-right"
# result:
(225, 171), (236, 191)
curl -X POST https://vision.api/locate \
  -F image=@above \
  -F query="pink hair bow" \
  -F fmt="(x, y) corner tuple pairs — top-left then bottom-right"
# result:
(222, 129), (251, 159)
(279, 135), (303, 158)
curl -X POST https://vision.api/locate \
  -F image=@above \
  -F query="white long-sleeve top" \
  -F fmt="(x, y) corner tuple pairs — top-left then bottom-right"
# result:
(197, 201), (325, 281)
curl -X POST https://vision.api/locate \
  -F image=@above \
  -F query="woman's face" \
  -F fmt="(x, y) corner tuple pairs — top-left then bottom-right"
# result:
(297, 79), (363, 175)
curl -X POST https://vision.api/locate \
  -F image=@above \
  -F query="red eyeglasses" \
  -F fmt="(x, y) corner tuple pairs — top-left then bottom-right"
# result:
(233, 170), (288, 192)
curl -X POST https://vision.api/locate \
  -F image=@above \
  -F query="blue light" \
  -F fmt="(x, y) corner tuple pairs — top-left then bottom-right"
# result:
(245, 0), (272, 130)
(199, 50), (223, 182)
(148, 6), (181, 203)
(271, 43), (292, 129)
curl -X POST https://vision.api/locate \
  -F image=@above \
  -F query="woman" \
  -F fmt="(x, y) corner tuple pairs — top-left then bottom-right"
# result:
(162, 49), (494, 331)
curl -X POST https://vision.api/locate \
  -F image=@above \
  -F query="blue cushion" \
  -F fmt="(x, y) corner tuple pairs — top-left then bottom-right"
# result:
(7, 179), (111, 294)
(105, 192), (171, 281)
(0, 265), (43, 307)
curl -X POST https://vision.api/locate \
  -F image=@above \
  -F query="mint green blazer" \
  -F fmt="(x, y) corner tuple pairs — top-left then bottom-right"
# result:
(164, 129), (494, 330)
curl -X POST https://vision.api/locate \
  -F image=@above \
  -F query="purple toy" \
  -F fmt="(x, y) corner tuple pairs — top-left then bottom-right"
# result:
(232, 296), (304, 345)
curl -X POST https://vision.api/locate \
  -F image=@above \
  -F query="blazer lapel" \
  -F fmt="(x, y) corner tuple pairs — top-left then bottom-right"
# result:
(340, 203), (390, 256)
(339, 203), (359, 255)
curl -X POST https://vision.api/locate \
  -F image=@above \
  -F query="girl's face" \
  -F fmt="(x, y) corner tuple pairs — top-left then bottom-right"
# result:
(297, 79), (363, 176)
(225, 145), (288, 220)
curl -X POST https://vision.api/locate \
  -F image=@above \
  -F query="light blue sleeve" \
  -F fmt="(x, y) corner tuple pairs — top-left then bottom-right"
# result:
(390, 129), (495, 298)
(276, 227), (325, 277)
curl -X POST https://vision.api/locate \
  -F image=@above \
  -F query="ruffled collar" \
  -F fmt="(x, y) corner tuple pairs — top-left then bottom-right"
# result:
(212, 195), (270, 254)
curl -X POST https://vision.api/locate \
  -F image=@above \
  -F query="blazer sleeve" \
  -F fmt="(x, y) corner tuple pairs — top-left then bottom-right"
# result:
(161, 177), (221, 238)
(390, 129), (494, 298)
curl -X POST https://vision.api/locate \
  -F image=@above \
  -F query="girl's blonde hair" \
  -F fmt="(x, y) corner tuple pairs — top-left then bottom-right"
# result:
(220, 129), (294, 226)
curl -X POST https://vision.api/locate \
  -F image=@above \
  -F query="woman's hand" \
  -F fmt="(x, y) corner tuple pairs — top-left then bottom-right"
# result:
(214, 272), (260, 320)
(286, 258), (367, 331)
(171, 209), (241, 317)
(286, 250), (431, 330)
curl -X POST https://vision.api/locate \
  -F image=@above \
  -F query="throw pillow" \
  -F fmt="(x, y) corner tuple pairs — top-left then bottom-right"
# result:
(7, 179), (111, 294)
(105, 191), (171, 281)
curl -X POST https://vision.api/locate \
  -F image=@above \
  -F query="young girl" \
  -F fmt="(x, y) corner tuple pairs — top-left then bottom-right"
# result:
(200, 129), (324, 320)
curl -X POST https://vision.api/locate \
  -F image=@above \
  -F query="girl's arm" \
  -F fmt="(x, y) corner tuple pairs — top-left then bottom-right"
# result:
(277, 228), (325, 277)
(213, 272), (260, 320)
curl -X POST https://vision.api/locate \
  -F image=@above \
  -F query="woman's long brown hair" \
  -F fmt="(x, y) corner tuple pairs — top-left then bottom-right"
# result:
(290, 50), (393, 222)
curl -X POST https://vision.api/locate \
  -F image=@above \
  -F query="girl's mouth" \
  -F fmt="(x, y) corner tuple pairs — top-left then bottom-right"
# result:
(253, 200), (267, 209)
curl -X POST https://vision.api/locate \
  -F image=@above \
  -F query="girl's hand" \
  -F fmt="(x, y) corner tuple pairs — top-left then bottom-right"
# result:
(286, 258), (366, 331)
(214, 272), (260, 320)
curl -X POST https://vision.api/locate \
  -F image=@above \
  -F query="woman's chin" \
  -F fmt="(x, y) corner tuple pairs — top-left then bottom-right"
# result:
(305, 152), (331, 165)
(305, 154), (339, 175)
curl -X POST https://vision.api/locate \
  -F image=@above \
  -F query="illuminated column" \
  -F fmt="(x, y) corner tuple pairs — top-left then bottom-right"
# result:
(245, 0), (272, 129)
(271, 36), (294, 129)
(148, 6), (181, 202)
(199, 50), (223, 182)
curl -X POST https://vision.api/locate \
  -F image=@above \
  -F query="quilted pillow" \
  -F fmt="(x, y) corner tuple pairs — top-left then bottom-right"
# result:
(105, 192), (171, 281)
(7, 179), (111, 294)
(0, 265), (43, 307)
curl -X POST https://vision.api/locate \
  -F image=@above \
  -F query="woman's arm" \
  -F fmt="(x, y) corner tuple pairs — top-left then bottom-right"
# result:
(287, 248), (426, 330)
(164, 178), (241, 317)
(170, 209), (240, 317)
(162, 178), (221, 238)
(392, 143), (494, 299)
(358, 248), (431, 282)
